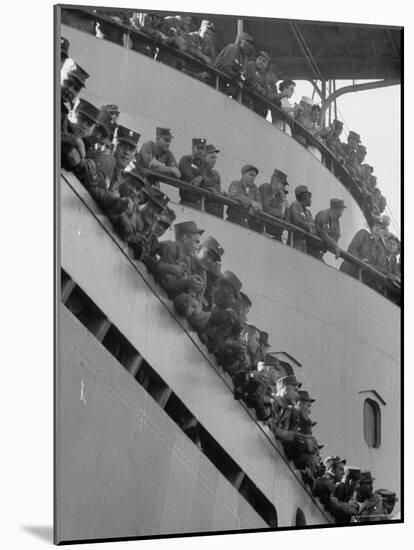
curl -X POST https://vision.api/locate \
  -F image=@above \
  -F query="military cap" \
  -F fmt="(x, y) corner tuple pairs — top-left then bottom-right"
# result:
(156, 127), (174, 139)
(205, 144), (220, 154)
(301, 96), (314, 106)
(348, 130), (361, 143)
(330, 198), (347, 209)
(240, 291), (252, 307)
(333, 119), (343, 128)
(297, 390), (315, 402)
(61, 37), (70, 60)
(295, 184), (311, 196)
(361, 163), (374, 173)
(192, 138), (207, 148)
(114, 125), (141, 147)
(272, 169), (289, 185)
(241, 164), (259, 175)
(276, 375), (302, 390)
(123, 164), (147, 185)
(201, 236), (225, 260)
(345, 466), (361, 476)
(220, 270), (242, 297)
(74, 98), (100, 124)
(174, 221), (204, 237)
(375, 489), (397, 501)
(103, 103), (120, 115)
(142, 187), (170, 210)
(96, 107), (113, 137)
(158, 207), (176, 226)
(237, 31), (254, 43)
(201, 20), (215, 30)
(259, 331), (271, 348)
(323, 455), (346, 469)
(61, 58), (89, 88)
(257, 50), (270, 61)
(360, 471), (375, 482)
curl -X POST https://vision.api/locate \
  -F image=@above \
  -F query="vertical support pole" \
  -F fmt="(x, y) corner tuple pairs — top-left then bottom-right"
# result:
(200, 195), (205, 212)
(321, 80), (327, 128)
(237, 19), (244, 36)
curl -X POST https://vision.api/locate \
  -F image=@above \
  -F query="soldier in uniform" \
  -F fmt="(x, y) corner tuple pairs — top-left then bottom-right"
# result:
(375, 489), (398, 517)
(93, 125), (141, 195)
(268, 375), (314, 446)
(61, 37), (70, 66)
(203, 270), (243, 354)
(178, 138), (207, 208)
(258, 169), (289, 240)
(227, 165), (263, 230)
(340, 221), (387, 282)
(314, 199), (347, 259)
(320, 119), (345, 161)
(186, 20), (216, 65)
(174, 236), (224, 330)
(61, 98), (100, 172)
(342, 130), (361, 172)
(136, 127), (181, 180)
(314, 456), (359, 523)
(245, 51), (271, 117)
(353, 471), (383, 522)
(157, 221), (205, 300)
(384, 234), (401, 281)
(61, 59), (89, 131)
(200, 144), (224, 217)
(214, 31), (254, 78)
(214, 31), (254, 97)
(285, 184), (318, 255)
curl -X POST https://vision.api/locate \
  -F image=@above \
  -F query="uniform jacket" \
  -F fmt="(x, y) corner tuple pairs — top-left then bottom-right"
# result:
(258, 182), (285, 218)
(136, 141), (178, 169)
(214, 43), (250, 78)
(227, 179), (262, 222)
(340, 229), (387, 278)
(178, 154), (205, 205)
(315, 209), (341, 246)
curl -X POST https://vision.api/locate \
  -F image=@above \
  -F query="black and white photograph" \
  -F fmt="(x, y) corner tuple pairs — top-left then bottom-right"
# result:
(55, 1), (401, 545)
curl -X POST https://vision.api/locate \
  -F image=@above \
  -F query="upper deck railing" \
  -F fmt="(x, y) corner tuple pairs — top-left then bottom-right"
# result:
(62, 6), (374, 226)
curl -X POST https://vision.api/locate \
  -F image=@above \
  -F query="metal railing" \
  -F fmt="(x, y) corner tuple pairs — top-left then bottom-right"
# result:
(146, 170), (400, 304)
(62, 6), (375, 226)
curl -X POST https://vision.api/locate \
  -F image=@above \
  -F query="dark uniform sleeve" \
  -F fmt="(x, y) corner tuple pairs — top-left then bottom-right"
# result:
(228, 180), (254, 209)
(178, 155), (201, 182)
(290, 201), (313, 232)
(214, 44), (239, 77)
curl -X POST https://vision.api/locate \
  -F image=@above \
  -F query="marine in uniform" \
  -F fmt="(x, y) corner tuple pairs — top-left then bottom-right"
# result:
(320, 119), (345, 161)
(186, 20), (216, 65)
(245, 51), (271, 117)
(353, 471), (383, 522)
(315, 199), (347, 259)
(157, 221), (205, 300)
(200, 144), (223, 217)
(136, 127), (181, 180)
(178, 138), (207, 208)
(314, 456), (359, 523)
(285, 184), (318, 254)
(61, 59), (89, 131)
(340, 221), (387, 283)
(258, 168), (289, 240)
(227, 165), (263, 230)
(342, 130), (361, 172)
(214, 32), (254, 97)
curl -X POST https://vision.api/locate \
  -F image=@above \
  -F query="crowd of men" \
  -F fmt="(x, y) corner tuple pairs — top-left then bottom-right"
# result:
(61, 8), (398, 268)
(60, 28), (399, 523)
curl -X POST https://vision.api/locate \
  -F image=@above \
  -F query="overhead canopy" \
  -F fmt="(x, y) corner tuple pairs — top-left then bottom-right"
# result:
(204, 16), (402, 81)
(92, 8), (402, 81)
